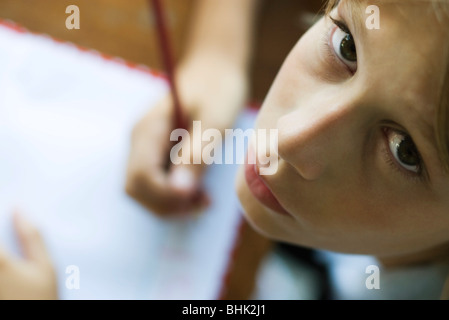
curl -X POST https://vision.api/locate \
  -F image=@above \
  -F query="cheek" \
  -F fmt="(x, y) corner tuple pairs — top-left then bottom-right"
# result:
(258, 19), (329, 121)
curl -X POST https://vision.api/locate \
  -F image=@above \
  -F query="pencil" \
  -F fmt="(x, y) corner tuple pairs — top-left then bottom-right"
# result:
(149, 0), (187, 131)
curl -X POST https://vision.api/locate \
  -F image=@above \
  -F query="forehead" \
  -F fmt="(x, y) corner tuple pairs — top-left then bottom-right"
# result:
(350, 0), (449, 112)
(357, 1), (448, 88)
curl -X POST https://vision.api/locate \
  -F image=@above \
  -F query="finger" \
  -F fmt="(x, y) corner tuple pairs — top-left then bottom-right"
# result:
(127, 150), (209, 215)
(127, 103), (186, 187)
(131, 97), (175, 170)
(126, 151), (201, 215)
(189, 188), (211, 213)
(127, 160), (208, 215)
(167, 121), (212, 210)
(126, 144), (198, 215)
(126, 94), (215, 215)
(13, 211), (52, 266)
(169, 165), (203, 193)
(126, 95), (213, 213)
(167, 115), (211, 195)
(126, 170), (196, 215)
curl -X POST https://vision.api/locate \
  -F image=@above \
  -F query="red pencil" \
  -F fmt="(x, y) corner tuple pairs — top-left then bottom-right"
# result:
(149, 0), (187, 131)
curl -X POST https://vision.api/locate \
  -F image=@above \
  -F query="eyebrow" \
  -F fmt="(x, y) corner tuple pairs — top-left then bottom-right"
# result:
(338, 0), (365, 38)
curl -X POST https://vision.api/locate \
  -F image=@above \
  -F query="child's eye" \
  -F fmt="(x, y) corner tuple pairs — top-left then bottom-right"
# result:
(385, 128), (421, 174)
(329, 18), (357, 72)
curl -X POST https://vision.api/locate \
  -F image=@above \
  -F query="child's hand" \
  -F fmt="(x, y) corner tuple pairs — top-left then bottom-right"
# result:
(0, 212), (58, 300)
(125, 54), (248, 216)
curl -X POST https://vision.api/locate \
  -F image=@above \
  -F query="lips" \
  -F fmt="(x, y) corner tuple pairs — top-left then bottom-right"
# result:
(244, 152), (291, 216)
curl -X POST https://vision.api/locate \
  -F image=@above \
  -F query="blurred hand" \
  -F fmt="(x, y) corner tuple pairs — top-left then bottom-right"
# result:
(126, 54), (249, 216)
(0, 212), (58, 300)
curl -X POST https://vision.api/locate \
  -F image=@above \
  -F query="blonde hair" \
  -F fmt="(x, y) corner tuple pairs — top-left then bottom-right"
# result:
(322, 0), (449, 171)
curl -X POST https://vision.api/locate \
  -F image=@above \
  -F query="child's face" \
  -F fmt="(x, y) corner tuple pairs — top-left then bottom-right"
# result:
(236, 0), (449, 262)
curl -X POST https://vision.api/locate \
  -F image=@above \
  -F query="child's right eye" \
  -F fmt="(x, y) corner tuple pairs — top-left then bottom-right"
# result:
(386, 129), (421, 174)
(329, 18), (357, 73)
(382, 128), (424, 182)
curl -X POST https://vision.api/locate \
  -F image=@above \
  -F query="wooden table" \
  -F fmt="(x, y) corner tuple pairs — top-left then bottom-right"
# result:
(0, 0), (324, 102)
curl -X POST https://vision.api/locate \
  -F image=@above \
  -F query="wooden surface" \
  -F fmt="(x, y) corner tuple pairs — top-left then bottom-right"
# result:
(0, 0), (325, 102)
(0, 0), (195, 75)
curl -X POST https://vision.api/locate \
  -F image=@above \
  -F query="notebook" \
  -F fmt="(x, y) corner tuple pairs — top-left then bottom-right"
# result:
(0, 20), (257, 300)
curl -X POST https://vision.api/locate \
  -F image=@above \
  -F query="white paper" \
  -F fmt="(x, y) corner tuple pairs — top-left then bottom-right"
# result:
(0, 22), (256, 300)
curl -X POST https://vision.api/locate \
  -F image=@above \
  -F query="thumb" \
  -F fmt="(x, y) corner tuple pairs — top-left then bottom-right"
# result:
(167, 124), (211, 212)
(168, 127), (207, 194)
(13, 211), (52, 267)
(169, 165), (203, 194)
(169, 165), (211, 213)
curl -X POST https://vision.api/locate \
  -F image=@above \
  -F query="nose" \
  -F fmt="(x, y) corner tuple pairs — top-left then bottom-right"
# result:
(277, 98), (358, 181)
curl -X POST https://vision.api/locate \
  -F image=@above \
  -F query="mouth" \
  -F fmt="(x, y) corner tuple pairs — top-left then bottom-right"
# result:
(244, 150), (291, 217)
